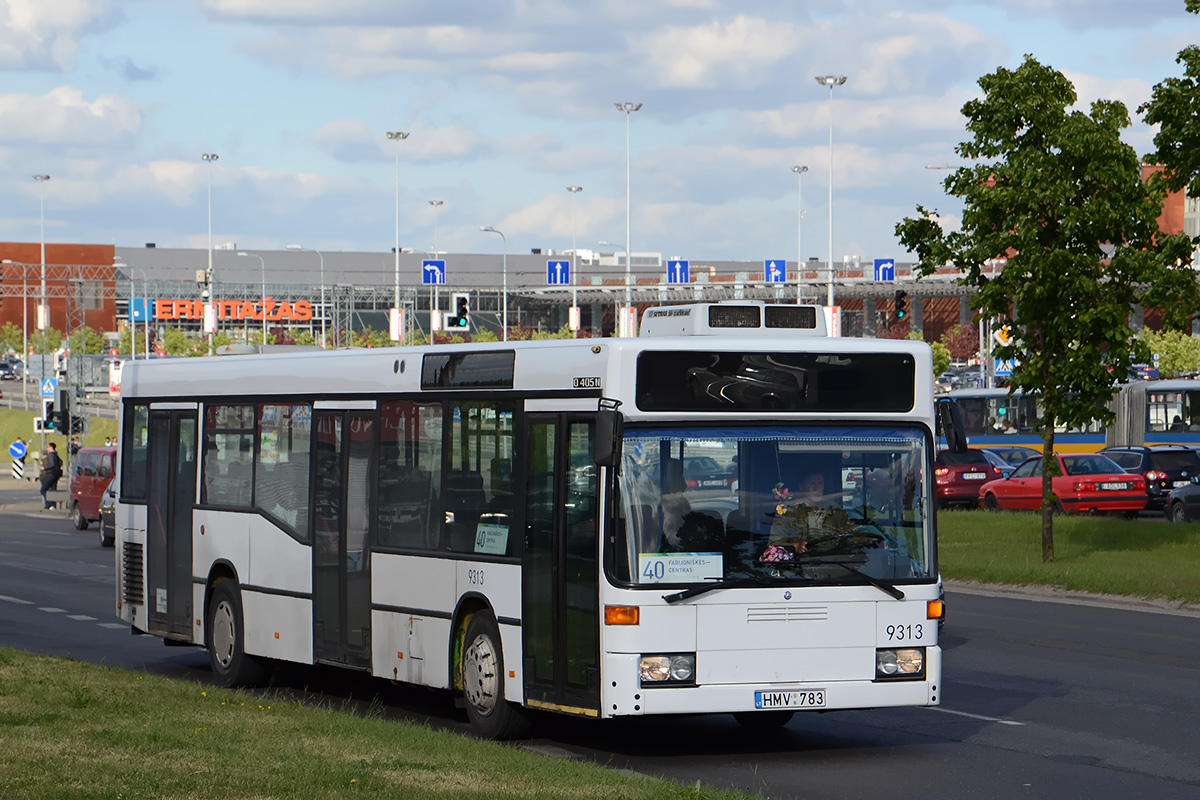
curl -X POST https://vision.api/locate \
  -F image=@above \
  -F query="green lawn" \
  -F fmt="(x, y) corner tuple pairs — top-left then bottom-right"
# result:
(937, 509), (1200, 604)
(0, 407), (118, 457)
(0, 648), (748, 800)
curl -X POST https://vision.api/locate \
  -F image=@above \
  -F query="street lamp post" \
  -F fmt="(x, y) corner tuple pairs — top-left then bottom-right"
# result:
(480, 227), (507, 341)
(614, 102), (642, 321)
(1, 259), (28, 407)
(386, 131), (410, 309)
(33, 174), (49, 429)
(201, 153), (219, 352)
(567, 186), (583, 336)
(286, 245), (326, 348)
(598, 241), (628, 334)
(790, 165), (808, 303)
(815, 75), (847, 308)
(429, 200), (443, 319)
(124, 266), (150, 360)
(238, 252), (267, 343)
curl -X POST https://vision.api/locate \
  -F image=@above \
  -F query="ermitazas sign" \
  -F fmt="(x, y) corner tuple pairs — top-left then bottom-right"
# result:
(153, 298), (314, 323)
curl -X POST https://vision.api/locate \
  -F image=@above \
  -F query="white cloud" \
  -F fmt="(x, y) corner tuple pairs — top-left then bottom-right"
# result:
(0, 86), (142, 144)
(634, 15), (801, 88)
(0, 0), (122, 72)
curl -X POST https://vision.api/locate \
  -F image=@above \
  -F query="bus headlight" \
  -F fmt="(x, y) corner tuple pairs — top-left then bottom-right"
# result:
(639, 653), (696, 685)
(875, 648), (925, 680)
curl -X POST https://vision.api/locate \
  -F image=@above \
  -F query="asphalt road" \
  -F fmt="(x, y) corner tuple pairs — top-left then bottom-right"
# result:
(2, 488), (1198, 799)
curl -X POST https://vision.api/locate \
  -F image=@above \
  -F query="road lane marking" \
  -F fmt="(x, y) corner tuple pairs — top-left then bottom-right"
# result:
(38, 607), (66, 613)
(0, 595), (33, 605)
(928, 707), (1025, 726)
(67, 614), (96, 621)
(97, 623), (127, 630)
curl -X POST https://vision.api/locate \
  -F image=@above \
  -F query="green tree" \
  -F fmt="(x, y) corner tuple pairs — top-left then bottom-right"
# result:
(1140, 1), (1200, 202)
(29, 327), (64, 355)
(896, 56), (1198, 562)
(1138, 328), (1200, 378)
(0, 321), (23, 355)
(68, 327), (107, 355)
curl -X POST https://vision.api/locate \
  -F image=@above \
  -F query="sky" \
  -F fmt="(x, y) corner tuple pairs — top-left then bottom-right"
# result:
(0, 0), (1196, 273)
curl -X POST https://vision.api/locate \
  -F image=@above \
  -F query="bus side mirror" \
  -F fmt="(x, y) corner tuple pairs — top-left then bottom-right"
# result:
(936, 398), (968, 453)
(594, 398), (624, 468)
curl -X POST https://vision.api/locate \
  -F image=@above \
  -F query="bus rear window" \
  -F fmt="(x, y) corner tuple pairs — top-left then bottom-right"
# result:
(636, 351), (915, 412)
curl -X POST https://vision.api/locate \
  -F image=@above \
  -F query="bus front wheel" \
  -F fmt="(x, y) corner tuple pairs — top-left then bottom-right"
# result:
(461, 611), (530, 740)
(206, 580), (267, 688)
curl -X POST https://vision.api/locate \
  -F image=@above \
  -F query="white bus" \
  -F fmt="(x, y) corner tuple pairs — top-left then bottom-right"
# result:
(113, 302), (945, 738)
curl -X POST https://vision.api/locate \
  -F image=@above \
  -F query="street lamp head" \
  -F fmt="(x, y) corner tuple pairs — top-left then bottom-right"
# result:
(815, 75), (847, 87)
(567, 186), (583, 194)
(792, 165), (809, 175)
(201, 153), (219, 163)
(614, 102), (643, 113)
(33, 174), (49, 183)
(429, 200), (443, 208)
(286, 244), (302, 251)
(386, 131), (410, 141)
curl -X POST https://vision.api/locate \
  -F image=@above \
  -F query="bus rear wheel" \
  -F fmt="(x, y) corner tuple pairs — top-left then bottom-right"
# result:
(461, 610), (530, 740)
(206, 579), (267, 688)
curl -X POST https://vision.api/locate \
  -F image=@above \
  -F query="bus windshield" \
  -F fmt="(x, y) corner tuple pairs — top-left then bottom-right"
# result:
(614, 425), (932, 587)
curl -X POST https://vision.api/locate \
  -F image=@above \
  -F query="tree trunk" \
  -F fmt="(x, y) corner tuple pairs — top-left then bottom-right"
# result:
(1041, 423), (1056, 563)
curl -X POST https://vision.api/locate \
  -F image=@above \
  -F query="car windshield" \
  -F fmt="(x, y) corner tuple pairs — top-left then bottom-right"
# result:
(1061, 455), (1125, 475)
(1150, 451), (1200, 472)
(612, 425), (933, 587)
(936, 449), (989, 466)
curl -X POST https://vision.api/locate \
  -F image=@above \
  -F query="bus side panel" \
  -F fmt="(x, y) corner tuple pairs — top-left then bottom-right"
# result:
(372, 554), (458, 689)
(247, 519), (313, 596)
(116, 503), (149, 630)
(242, 592), (313, 663)
(456, 561), (523, 702)
(191, 510), (251, 644)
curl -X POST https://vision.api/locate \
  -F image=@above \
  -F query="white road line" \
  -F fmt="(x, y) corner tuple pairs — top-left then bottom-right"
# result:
(38, 607), (66, 613)
(67, 614), (96, 621)
(0, 595), (33, 605)
(97, 622), (126, 630)
(928, 706), (1025, 726)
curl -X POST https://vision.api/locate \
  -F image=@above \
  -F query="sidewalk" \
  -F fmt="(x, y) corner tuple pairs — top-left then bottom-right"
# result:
(0, 475), (66, 515)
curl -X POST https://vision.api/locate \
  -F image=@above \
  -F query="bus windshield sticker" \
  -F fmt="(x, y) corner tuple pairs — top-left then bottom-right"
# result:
(638, 553), (723, 584)
(474, 523), (509, 555)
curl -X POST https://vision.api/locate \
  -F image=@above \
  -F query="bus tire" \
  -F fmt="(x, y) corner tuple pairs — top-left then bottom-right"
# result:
(71, 502), (89, 530)
(733, 710), (794, 729)
(461, 610), (530, 740)
(206, 580), (267, 688)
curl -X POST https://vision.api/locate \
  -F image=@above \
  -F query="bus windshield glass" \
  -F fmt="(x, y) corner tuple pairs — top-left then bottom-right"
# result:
(613, 425), (932, 587)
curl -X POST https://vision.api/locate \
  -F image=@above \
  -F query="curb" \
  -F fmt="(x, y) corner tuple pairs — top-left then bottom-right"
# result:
(945, 578), (1200, 619)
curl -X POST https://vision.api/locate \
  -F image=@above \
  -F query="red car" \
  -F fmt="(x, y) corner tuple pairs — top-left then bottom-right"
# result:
(935, 449), (1004, 509)
(979, 453), (1146, 515)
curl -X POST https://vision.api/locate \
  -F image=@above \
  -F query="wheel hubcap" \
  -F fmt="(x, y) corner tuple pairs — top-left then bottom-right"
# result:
(212, 600), (235, 669)
(463, 633), (498, 715)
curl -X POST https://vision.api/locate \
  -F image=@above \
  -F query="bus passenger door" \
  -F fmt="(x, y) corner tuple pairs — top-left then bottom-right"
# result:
(522, 415), (601, 716)
(146, 409), (197, 639)
(312, 409), (375, 669)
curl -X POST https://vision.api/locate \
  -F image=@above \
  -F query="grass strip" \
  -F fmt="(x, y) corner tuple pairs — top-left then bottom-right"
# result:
(0, 648), (748, 800)
(938, 510), (1200, 604)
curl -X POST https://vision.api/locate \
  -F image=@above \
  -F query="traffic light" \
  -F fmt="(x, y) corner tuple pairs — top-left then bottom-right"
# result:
(57, 388), (71, 434)
(42, 398), (56, 431)
(894, 290), (908, 321)
(449, 293), (470, 328)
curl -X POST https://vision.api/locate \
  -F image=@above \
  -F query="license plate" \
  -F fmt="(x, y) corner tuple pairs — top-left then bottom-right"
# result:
(754, 689), (826, 709)
(1174, 480), (1190, 488)
(1100, 482), (1131, 490)
(962, 472), (986, 480)
(699, 479), (726, 487)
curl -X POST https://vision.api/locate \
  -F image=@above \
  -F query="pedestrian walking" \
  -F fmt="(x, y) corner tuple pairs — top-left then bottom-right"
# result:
(39, 442), (63, 510)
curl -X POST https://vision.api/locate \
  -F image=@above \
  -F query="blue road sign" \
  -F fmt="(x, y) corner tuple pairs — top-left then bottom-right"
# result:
(667, 259), (690, 284)
(130, 298), (153, 321)
(41, 378), (58, 397)
(9, 440), (26, 460)
(422, 259), (446, 285)
(547, 260), (570, 285)
(764, 260), (786, 283)
(994, 359), (1015, 377)
(873, 258), (896, 281)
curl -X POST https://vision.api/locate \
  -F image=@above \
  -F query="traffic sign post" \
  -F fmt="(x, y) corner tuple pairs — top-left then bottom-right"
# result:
(667, 260), (689, 284)
(764, 260), (786, 283)
(874, 259), (896, 281)
(41, 378), (58, 398)
(546, 260), (570, 286)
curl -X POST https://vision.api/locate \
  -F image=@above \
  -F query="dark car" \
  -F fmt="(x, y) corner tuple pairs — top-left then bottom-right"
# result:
(682, 455), (735, 491)
(981, 445), (1040, 469)
(0, 361), (14, 380)
(98, 478), (117, 547)
(934, 449), (1003, 509)
(1099, 445), (1200, 512)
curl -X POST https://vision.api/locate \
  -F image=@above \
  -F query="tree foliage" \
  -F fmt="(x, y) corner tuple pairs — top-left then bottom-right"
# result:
(896, 55), (1199, 562)
(68, 327), (107, 355)
(1137, 328), (1200, 378)
(0, 322), (22, 355)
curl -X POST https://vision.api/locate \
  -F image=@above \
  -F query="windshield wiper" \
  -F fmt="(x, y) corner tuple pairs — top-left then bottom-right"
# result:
(806, 558), (905, 600)
(662, 575), (775, 605)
